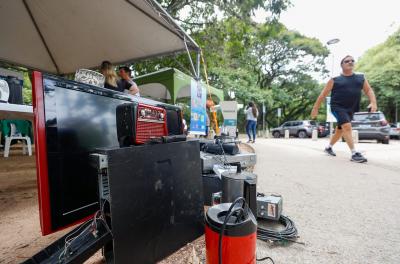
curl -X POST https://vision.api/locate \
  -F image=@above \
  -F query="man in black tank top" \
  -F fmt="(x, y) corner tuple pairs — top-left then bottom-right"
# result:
(311, 55), (377, 163)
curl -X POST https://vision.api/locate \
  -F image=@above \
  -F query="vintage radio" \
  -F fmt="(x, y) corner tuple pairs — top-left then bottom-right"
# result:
(117, 103), (168, 146)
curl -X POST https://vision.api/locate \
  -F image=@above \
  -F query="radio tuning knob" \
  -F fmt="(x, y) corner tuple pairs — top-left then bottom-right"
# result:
(140, 109), (146, 117)
(159, 113), (164, 119)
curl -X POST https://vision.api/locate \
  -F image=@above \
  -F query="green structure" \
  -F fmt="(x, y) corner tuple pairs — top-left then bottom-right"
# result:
(134, 68), (224, 104)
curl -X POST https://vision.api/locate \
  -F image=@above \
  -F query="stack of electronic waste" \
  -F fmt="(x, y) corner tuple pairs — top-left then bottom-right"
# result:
(200, 136), (256, 206)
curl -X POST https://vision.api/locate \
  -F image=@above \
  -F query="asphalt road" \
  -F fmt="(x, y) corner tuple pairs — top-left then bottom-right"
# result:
(249, 137), (400, 264)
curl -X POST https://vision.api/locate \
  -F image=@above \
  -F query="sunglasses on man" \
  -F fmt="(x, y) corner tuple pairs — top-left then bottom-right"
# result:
(343, 59), (355, 64)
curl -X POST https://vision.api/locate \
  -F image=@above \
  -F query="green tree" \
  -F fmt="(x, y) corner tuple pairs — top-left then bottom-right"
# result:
(23, 71), (32, 105)
(356, 28), (400, 122)
(249, 22), (329, 89)
(267, 74), (322, 127)
(157, 0), (291, 27)
(134, 2), (329, 130)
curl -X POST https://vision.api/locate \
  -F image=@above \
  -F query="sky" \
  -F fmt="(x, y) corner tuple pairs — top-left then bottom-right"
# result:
(254, 0), (400, 80)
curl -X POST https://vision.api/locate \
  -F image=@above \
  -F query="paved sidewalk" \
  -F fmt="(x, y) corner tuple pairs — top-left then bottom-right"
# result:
(250, 138), (400, 264)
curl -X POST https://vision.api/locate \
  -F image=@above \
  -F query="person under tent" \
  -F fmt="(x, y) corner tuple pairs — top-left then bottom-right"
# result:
(118, 66), (140, 96)
(100, 61), (124, 92)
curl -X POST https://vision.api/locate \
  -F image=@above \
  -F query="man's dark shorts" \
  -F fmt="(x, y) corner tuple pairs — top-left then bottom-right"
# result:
(332, 110), (353, 129)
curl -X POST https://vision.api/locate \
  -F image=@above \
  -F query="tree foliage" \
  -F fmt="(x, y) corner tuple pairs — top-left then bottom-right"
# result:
(22, 72), (32, 104)
(135, 1), (329, 128)
(356, 28), (400, 122)
(192, 18), (329, 127)
(157, 0), (291, 27)
(249, 22), (328, 89)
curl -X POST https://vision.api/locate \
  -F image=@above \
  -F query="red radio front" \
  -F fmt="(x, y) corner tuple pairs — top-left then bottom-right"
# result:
(135, 104), (168, 144)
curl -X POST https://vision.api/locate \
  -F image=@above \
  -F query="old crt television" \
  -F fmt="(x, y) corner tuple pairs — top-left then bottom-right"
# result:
(32, 71), (183, 235)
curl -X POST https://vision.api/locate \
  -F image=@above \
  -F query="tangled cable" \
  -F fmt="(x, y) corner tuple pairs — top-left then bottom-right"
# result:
(58, 201), (112, 262)
(257, 215), (301, 244)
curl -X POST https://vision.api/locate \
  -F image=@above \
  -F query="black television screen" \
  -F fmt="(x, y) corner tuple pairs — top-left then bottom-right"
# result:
(32, 72), (182, 235)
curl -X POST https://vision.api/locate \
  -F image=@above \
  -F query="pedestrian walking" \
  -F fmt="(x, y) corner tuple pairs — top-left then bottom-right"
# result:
(245, 101), (258, 143)
(311, 55), (378, 162)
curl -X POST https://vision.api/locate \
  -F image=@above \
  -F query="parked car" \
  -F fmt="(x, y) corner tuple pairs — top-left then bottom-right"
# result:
(317, 122), (331, 137)
(389, 123), (400, 139)
(351, 112), (390, 144)
(271, 120), (317, 138)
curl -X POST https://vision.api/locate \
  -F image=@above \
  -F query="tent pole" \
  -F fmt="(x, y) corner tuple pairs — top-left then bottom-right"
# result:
(196, 51), (201, 81)
(183, 37), (197, 79)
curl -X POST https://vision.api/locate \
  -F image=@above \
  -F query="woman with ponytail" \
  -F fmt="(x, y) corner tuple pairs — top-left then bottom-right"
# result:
(245, 101), (258, 143)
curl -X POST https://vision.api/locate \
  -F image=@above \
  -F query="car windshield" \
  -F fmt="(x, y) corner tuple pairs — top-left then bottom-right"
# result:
(353, 113), (382, 122)
(309, 121), (317, 126)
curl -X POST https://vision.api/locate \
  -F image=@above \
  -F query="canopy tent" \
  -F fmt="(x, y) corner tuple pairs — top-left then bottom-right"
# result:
(0, 0), (199, 75)
(134, 68), (224, 104)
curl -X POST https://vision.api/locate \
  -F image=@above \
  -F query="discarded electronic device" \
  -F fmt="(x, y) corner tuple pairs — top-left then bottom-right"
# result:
(116, 103), (169, 147)
(221, 171), (257, 215)
(205, 199), (257, 264)
(90, 141), (204, 263)
(22, 217), (112, 264)
(32, 72), (184, 235)
(200, 151), (256, 173)
(202, 142), (239, 155)
(200, 136), (240, 155)
(212, 164), (237, 177)
(202, 173), (221, 206)
(256, 195), (283, 221)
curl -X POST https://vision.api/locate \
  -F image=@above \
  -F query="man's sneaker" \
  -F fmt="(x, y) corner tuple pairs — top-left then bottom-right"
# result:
(351, 152), (367, 163)
(324, 147), (336, 156)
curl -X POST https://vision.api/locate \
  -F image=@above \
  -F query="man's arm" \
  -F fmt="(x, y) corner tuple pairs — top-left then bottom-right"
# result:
(311, 79), (334, 118)
(128, 82), (140, 96)
(362, 79), (377, 112)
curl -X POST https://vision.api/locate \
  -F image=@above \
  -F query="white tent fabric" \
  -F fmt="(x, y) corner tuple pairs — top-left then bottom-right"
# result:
(0, 0), (199, 74)
(139, 83), (171, 100)
(176, 84), (191, 98)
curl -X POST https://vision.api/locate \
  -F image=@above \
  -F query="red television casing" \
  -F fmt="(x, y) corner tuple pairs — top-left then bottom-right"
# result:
(32, 71), (181, 235)
(32, 72), (94, 235)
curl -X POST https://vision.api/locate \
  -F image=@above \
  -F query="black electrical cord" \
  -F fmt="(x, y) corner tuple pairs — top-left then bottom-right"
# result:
(257, 215), (299, 243)
(218, 197), (247, 264)
(256, 256), (275, 263)
(217, 197), (275, 264)
(216, 138), (229, 166)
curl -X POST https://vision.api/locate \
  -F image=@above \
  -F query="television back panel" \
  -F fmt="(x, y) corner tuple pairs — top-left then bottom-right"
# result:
(32, 72), (183, 235)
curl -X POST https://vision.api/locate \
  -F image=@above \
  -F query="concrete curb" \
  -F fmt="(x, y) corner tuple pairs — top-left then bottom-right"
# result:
(239, 142), (256, 154)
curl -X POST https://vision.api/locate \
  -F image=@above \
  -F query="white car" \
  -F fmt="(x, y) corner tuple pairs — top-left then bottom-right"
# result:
(389, 123), (400, 139)
(351, 112), (390, 144)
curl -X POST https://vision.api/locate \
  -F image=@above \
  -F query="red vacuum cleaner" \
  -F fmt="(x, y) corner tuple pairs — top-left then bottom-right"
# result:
(205, 197), (257, 264)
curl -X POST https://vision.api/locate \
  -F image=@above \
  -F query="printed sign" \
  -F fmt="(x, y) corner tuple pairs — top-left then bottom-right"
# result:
(326, 97), (337, 122)
(220, 101), (238, 137)
(189, 80), (207, 135)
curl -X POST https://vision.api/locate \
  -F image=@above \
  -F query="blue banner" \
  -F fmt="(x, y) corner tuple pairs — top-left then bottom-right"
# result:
(189, 80), (206, 135)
